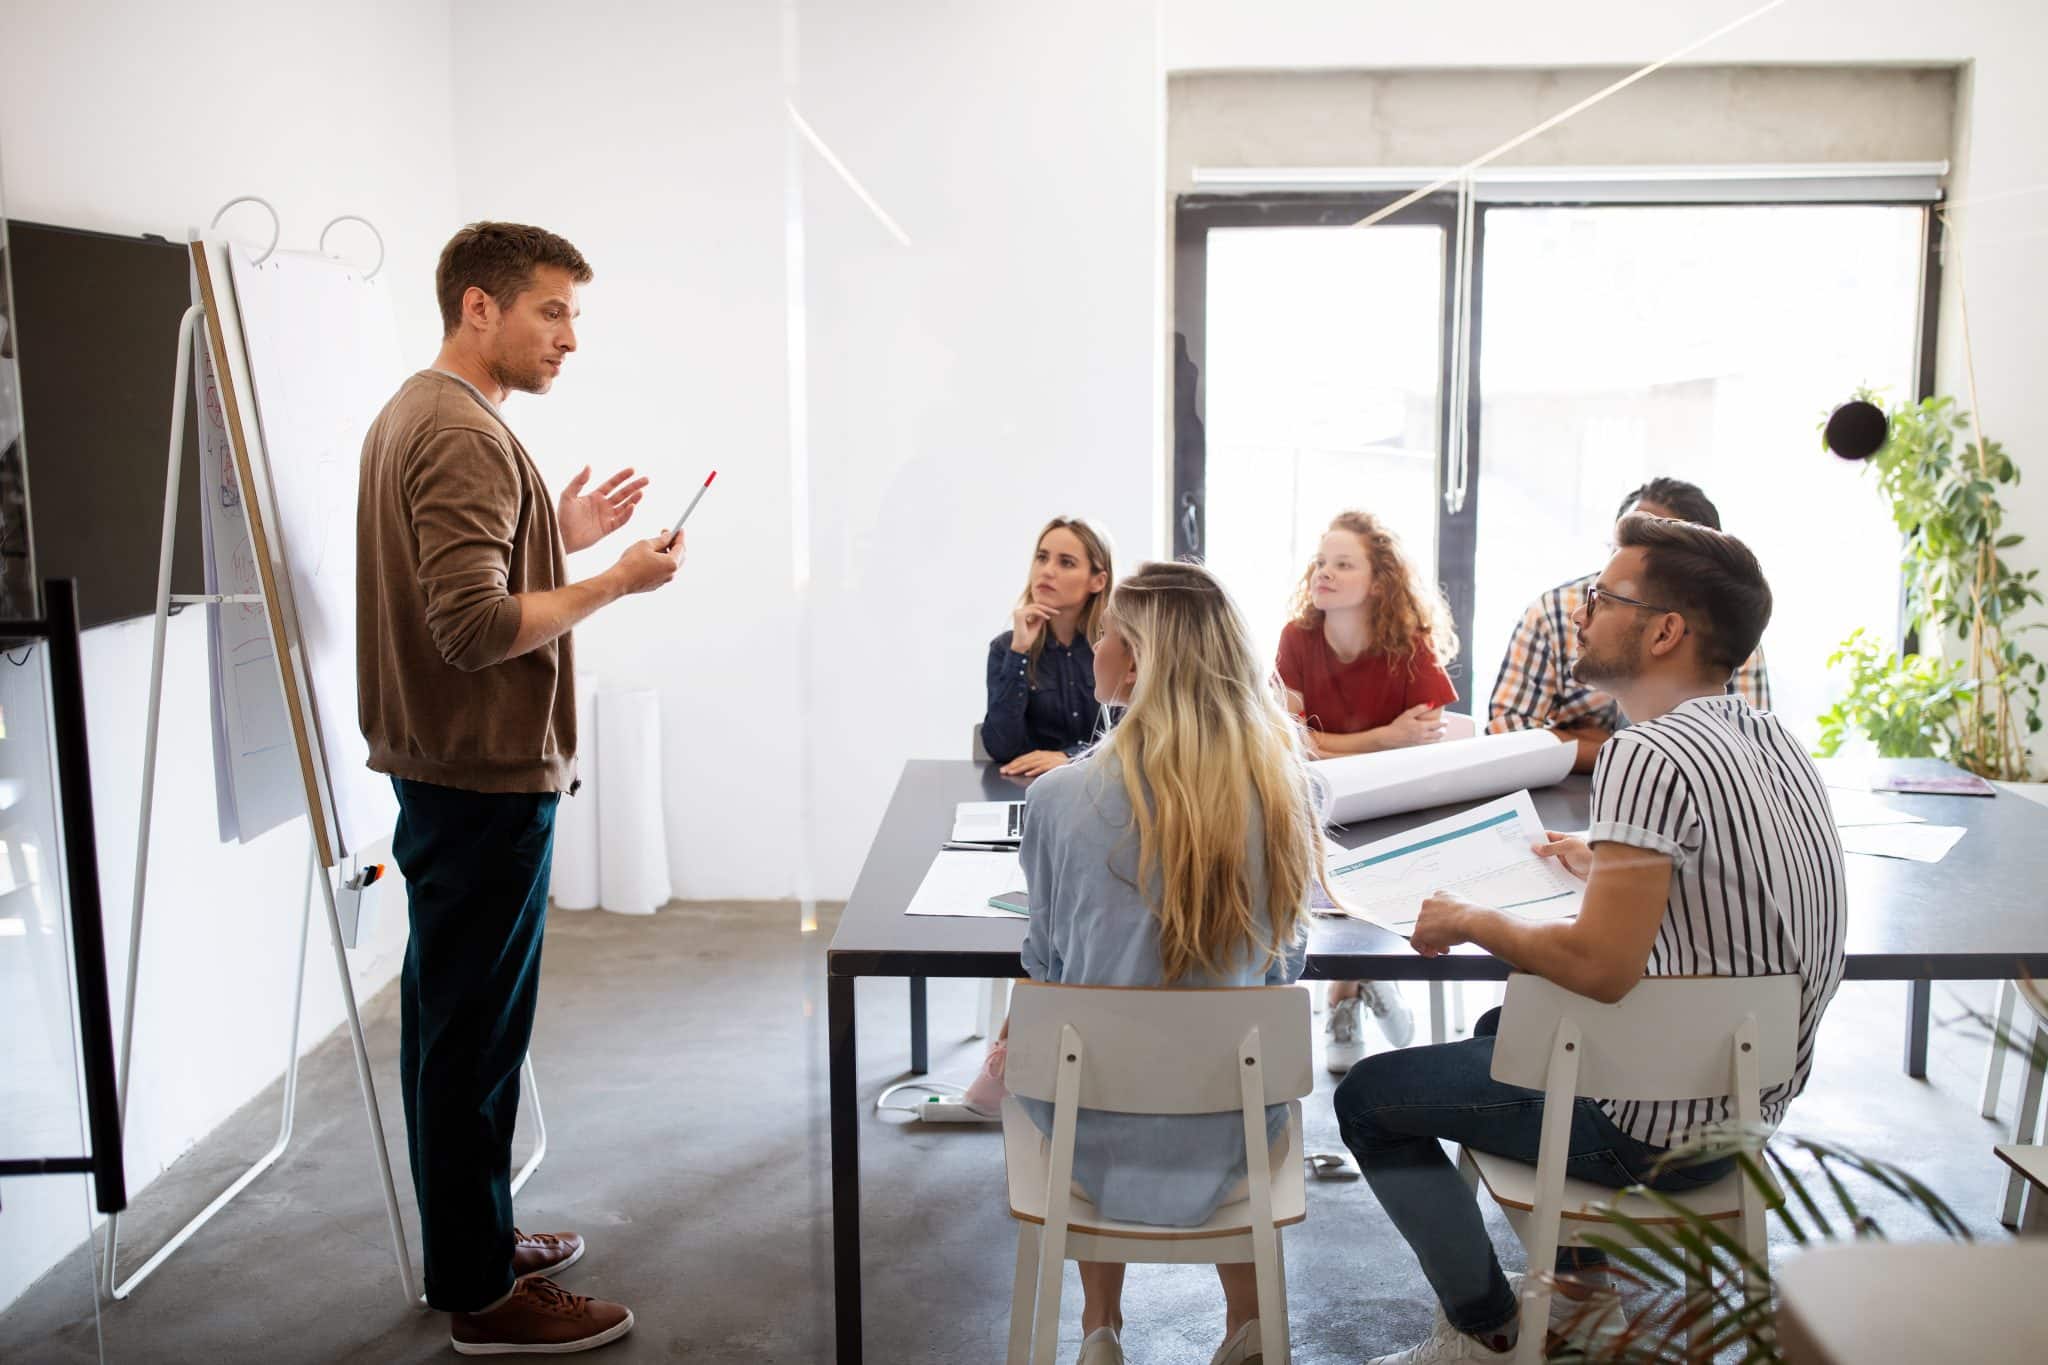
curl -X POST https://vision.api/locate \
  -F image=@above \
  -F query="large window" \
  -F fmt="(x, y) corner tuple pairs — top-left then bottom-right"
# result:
(1203, 222), (1446, 669)
(1176, 192), (1935, 740)
(1472, 205), (1927, 739)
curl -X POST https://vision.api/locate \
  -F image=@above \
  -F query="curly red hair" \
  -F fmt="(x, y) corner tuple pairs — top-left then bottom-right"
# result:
(1287, 510), (1458, 671)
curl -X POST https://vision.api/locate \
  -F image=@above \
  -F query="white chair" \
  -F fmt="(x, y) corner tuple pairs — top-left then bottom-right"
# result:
(1458, 973), (1799, 1365)
(1000, 980), (1310, 1365)
(1980, 979), (2021, 1119)
(1996, 979), (2048, 1228)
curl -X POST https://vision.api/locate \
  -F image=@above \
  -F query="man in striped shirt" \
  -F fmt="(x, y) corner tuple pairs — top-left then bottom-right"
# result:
(1337, 513), (1846, 1364)
(1487, 477), (1772, 772)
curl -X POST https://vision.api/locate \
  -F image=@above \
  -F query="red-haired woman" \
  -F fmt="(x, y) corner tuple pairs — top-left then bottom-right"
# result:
(1277, 510), (1459, 1071)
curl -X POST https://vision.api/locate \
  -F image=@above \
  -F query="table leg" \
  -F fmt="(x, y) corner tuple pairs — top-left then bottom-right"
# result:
(1904, 979), (1930, 1079)
(830, 973), (863, 1364)
(909, 976), (928, 1075)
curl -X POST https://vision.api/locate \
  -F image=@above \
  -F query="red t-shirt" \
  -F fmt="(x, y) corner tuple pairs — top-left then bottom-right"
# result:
(1275, 623), (1458, 736)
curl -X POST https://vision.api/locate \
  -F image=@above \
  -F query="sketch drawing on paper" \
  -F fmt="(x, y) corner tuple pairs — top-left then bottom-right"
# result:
(194, 315), (299, 844)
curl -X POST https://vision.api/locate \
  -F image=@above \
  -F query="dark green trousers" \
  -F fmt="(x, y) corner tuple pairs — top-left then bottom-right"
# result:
(390, 777), (559, 1312)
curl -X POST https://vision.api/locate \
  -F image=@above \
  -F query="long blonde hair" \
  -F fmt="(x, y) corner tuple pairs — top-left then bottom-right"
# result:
(1288, 510), (1458, 672)
(1015, 516), (1115, 686)
(1099, 561), (1324, 983)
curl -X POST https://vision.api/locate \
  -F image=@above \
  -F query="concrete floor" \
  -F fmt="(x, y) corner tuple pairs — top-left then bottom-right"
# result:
(0, 901), (2028, 1364)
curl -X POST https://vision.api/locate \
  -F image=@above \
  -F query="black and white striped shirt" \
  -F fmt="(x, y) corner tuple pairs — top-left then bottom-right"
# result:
(1587, 694), (1847, 1148)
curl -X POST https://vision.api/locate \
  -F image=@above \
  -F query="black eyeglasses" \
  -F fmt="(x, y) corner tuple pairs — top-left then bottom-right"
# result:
(1585, 584), (1678, 617)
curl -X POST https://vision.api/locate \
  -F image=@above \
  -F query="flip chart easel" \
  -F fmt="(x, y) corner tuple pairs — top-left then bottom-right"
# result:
(100, 203), (547, 1307)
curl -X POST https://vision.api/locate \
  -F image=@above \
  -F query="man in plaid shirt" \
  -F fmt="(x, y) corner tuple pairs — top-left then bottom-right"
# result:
(1487, 477), (1771, 771)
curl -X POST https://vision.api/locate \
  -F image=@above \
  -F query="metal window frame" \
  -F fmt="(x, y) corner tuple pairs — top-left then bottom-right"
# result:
(1172, 188), (1463, 569)
(1172, 190), (1943, 703)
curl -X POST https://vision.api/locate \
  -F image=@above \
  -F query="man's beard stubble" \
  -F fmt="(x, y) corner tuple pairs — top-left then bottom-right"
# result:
(489, 353), (554, 396)
(1571, 624), (1647, 691)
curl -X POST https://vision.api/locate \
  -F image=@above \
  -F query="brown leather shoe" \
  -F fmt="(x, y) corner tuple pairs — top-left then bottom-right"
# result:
(450, 1277), (633, 1356)
(512, 1228), (585, 1280)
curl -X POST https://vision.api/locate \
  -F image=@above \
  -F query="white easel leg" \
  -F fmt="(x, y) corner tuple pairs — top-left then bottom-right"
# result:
(511, 1054), (547, 1197)
(103, 842), (317, 1300)
(315, 864), (425, 1306)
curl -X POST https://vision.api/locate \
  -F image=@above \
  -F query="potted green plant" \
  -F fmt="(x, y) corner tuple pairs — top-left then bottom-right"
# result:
(1560, 981), (2045, 1362)
(1814, 393), (2043, 780)
(1551, 1128), (1972, 1362)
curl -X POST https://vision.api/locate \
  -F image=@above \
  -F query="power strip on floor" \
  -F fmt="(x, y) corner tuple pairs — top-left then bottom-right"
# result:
(875, 1078), (1002, 1123)
(915, 1097), (1000, 1124)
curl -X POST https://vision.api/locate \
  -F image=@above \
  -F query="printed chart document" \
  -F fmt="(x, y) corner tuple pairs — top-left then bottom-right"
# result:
(905, 849), (1028, 918)
(1325, 790), (1582, 935)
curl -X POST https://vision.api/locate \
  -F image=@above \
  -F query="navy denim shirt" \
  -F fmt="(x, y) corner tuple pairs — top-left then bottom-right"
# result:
(983, 630), (1103, 762)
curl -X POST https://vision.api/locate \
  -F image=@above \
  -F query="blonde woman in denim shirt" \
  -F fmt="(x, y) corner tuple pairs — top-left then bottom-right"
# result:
(1017, 560), (1326, 1365)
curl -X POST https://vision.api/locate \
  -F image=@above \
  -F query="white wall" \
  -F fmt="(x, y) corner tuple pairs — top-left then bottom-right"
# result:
(1164, 0), (2048, 739)
(0, 0), (459, 1311)
(443, 0), (1165, 899)
(445, 0), (802, 901)
(790, 0), (1165, 891)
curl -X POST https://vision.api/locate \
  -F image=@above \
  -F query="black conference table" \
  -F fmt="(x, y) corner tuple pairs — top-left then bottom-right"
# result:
(825, 757), (2048, 1363)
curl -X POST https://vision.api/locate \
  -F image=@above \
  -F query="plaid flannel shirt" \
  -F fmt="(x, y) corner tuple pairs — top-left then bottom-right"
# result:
(1486, 572), (1771, 735)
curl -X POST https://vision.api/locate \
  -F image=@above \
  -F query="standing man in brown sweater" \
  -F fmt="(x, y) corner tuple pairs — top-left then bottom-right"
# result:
(358, 222), (682, 1355)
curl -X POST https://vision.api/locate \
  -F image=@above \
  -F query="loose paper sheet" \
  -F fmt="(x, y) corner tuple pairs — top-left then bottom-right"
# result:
(1837, 823), (1966, 864)
(905, 849), (1029, 919)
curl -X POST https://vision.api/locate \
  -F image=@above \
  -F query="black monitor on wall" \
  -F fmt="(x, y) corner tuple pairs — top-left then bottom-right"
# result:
(6, 220), (204, 630)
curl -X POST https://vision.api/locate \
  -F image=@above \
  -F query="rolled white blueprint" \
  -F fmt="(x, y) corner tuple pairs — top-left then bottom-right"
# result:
(597, 688), (674, 915)
(1311, 728), (1574, 827)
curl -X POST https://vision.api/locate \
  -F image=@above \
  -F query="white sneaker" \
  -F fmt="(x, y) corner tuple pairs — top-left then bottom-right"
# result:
(1326, 996), (1366, 1074)
(1508, 1271), (1632, 1355)
(1361, 981), (1417, 1049)
(1366, 1307), (1512, 1364)
(1078, 1324), (1125, 1365)
(1208, 1317), (1262, 1365)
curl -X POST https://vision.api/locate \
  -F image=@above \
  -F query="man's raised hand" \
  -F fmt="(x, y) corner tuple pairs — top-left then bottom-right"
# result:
(559, 465), (649, 554)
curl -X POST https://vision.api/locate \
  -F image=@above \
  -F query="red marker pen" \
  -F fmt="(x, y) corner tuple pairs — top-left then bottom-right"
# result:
(663, 470), (717, 550)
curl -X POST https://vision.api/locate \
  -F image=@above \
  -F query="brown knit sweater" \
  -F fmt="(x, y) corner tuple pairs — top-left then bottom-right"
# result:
(356, 370), (575, 793)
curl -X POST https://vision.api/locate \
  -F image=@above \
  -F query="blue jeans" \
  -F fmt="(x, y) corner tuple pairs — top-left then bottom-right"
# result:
(1333, 1007), (1733, 1337)
(390, 777), (560, 1311)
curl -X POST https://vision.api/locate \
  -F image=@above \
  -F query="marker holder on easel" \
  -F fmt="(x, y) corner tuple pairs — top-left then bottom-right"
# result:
(100, 199), (546, 1308)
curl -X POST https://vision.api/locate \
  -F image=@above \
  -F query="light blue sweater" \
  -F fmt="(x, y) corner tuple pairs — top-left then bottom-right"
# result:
(1018, 752), (1308, 1227)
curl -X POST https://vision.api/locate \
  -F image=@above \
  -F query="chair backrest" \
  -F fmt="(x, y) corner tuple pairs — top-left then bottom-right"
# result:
(1006, 980), (1312, 1114)
(1490, 973), (1799, 1102)
(971, 723), (991, 762)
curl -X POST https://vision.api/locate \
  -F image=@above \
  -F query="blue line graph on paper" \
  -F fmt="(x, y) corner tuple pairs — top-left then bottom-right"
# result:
(1327, 790), (1583, 934)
